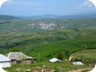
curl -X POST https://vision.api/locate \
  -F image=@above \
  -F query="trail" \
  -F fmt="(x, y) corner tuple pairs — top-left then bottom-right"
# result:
(68, 68), (91, 72)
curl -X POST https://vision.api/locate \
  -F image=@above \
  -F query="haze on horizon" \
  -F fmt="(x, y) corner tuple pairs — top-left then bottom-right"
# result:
(0, 0), (96, 16)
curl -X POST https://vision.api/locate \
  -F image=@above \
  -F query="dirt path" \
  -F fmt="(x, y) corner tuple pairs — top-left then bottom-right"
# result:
(68, 68), (91, 72)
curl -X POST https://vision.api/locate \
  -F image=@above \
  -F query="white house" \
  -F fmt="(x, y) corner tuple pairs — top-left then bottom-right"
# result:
(72, 61), (84, 65)
(0, 54), (11, 68)
(89, 64), (96, 72)
(49, 58), (62, 63)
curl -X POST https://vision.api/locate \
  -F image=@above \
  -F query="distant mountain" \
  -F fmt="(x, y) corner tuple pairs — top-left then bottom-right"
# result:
(62, 14), (96, 19)
(19, 14), (96, 20)
(0, 15), (20, 20)
(19, 15), (60, 19)
(30, 15), (61, 19)
(69, 10), (96, 19)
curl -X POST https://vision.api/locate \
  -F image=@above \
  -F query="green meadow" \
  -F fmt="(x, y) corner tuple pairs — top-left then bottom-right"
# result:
(0, 16), (96, 71)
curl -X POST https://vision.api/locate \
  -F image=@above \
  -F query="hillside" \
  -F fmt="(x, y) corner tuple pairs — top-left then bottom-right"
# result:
(0, 17), (96, 62)
(20, 13), (96, 19)
(0, 15), (20, 20)
(0, 18), (96, 33)
(70, 49), (96, 63)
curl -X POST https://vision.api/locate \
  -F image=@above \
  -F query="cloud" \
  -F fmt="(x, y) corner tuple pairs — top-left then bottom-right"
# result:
(78, 0), (95, 9)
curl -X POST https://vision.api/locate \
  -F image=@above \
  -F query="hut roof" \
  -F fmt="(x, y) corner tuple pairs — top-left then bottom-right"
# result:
(72, 61), (84, 65)
(0, 54), (11, 62)
(49, 58), (62, 63)
(7, 52), (34, 60)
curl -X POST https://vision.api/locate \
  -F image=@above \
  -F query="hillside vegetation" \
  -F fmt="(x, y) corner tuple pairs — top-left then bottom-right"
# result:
(0, 17), (96, 63)
(0, 15), (20, 20)
(0, 18), (96, 33)
(71, 49), (96, 63)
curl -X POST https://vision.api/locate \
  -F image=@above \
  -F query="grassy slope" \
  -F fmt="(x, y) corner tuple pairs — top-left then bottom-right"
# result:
(71, 49), (96, 63)
(0, 18), (96, 62)
(0, 15), (20, 20)
(0, 18), (96, 33)
(5, 62), (87, 72)
(0, 29), (96, 62)
(0, 18), (96, 72)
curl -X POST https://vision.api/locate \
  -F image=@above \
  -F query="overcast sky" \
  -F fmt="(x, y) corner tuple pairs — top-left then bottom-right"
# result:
(0, 0), (96, 16)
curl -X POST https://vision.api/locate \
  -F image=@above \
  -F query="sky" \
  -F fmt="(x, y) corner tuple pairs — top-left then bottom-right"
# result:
(0, 0), (96, 16)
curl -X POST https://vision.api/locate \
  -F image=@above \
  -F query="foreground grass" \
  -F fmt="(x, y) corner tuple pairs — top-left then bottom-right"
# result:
(5, 62), (88, 72)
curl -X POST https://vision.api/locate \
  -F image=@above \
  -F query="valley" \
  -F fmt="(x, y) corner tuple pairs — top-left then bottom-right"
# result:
(0, 15), (96, 72)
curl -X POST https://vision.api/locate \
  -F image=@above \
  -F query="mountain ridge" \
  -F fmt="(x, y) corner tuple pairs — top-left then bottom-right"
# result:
(1, 11), (96, 20)
(0, 15), (20, 20)
(18, 13), (96, 19)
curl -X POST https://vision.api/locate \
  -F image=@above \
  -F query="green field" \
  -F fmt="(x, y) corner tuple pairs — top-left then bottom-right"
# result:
(5, 62), (89, 72)
(0, 16), (96, 71)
